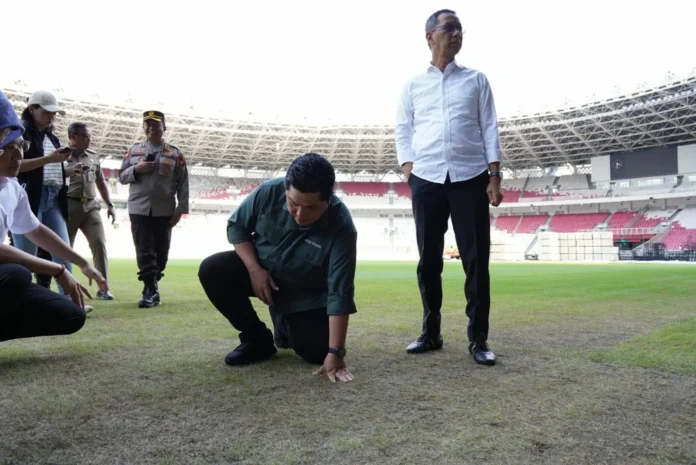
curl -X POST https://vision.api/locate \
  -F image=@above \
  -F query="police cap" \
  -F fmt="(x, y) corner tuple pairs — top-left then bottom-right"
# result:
(143, 110), (165, 123)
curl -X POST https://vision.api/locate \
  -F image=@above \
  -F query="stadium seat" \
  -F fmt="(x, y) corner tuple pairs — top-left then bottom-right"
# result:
(661, 207), (696, 250)
(606, 211), (639, 229)
(549, 213), (609, 232)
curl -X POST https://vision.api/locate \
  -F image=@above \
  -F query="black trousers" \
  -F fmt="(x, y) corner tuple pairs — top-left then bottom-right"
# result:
(8, 230), (52, 288)
(0, 264), (86, 342)
(409, 171), (491, 342)
(35, 247), (53, 288)
(198, 250), (329, 364)
(129, 214), (172, 285)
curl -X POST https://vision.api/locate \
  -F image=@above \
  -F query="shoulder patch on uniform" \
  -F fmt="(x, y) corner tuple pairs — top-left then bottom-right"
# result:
(124, 149), (131, 159)
(178, 152), (186, 166)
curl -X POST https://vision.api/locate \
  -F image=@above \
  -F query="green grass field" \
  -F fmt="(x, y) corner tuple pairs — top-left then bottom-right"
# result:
(1, 260), (695, 465)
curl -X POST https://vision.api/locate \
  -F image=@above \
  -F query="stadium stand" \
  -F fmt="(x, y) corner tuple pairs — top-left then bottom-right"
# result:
(662, 207), (696, 250)
(494, 216), (521, 233)
(517, 215), (548, 233)
(502, 178), (526, 203)
(611, 183), (676, 197)
(339, 182), (389, 196)
(493, 215), (549, 235)
(341, 195), (387, 207)
(551, 174), (607, 199)
(190, 176), (233, 199)
(549, 213), (609, 232)
(606, 211), (639, 229)
(632, 209), (676, 228)
(556, 174), (589, 191)
(392, 182), (411, 199)
(521, 176), (554, 199)
(102, 168), (118, 179)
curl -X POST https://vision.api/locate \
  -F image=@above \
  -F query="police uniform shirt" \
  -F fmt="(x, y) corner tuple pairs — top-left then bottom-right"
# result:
(227, 177), (358, 316)
(67, 151), (103, 201)
(118, 141), (189, 217)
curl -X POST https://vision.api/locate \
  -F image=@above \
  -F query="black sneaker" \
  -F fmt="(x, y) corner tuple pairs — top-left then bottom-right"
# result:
(469, 341), (496, 366)
(225, 329), (277, 366)
(406, 334), (444, 354)
(138, 286), (160, 308)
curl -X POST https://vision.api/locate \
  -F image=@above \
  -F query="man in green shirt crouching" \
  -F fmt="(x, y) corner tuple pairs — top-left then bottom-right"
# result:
(198, 153), (357, 383)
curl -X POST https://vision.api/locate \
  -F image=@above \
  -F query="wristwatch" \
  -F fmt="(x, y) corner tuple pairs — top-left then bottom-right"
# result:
(489, 171), (502, 179)
(107, 202), (114, 208)
(328, 347), (346, 358)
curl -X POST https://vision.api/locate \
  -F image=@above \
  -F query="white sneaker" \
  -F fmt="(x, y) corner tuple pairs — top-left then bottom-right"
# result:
(84, 305), (93, 314)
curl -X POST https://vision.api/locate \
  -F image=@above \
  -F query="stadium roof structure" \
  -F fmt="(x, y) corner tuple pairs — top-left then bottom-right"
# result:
(4, 71), (696, 175)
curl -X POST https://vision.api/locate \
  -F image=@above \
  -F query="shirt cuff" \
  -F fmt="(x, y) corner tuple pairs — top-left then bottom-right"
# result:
(327, 292), (357, 315)
(485, 150), (503, 165)
(397, 150), (415, 167)
(227, 224), (253, 244)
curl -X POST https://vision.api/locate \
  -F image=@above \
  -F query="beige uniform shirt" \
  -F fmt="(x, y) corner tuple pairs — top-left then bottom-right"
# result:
(66, 150), (104, 200)
(118, 141), (190, 217)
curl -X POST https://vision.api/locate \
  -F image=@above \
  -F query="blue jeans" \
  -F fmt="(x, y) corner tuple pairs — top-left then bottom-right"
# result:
(12, 186), (73, 295)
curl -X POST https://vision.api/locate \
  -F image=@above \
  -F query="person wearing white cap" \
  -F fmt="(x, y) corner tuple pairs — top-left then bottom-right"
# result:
(0, 90), (107, 343)
(12, 90), (77, 296)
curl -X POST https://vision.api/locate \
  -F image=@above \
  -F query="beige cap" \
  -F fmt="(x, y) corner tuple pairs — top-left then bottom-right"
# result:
(27, 90), (65, 115)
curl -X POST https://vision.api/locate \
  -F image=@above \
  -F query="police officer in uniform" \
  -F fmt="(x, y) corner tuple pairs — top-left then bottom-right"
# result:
(65, 122), (116, 300)
(119, 111), (189, 308)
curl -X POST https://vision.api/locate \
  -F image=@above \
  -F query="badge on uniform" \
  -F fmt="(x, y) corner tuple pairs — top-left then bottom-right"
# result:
(163, 166), (172, 175)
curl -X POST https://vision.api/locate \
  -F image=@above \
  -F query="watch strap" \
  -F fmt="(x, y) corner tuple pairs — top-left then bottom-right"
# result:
(328, 347), (346, 358)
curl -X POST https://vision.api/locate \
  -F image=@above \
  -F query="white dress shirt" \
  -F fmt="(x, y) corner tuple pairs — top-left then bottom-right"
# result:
(0, 176), (41, 239)
(395, 60), (502, 184)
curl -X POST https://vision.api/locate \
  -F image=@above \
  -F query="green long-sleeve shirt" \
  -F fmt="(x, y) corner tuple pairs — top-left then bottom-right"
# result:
(227, 178), (358, 316)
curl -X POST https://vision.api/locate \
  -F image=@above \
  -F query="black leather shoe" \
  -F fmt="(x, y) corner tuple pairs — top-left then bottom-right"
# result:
(225, 330), (277, 366)
(469, 341), (496, 366)
(407, 334), (444, 354)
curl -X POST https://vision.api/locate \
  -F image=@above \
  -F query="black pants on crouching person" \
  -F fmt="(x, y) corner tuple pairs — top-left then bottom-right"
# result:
(0, 264), (85, 343)
(35, 247), (54, 289)
(198, 250), (329, 365)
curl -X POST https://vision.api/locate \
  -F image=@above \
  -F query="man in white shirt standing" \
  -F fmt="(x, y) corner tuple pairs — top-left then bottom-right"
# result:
(395, 9), (504, 365)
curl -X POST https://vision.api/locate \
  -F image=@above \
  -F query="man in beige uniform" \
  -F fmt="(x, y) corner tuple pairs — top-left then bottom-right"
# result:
(65, 122), (115, 300)
(119, 111), (189, 308)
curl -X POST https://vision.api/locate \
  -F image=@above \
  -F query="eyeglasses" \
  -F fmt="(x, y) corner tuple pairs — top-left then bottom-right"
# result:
(0, 140), (31, 155)
(74, 133), (92, 140)
(429, 23), (464, 35)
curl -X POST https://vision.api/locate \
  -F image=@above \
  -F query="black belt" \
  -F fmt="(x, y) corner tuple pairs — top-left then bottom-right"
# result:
(69, 197), (94, 204)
